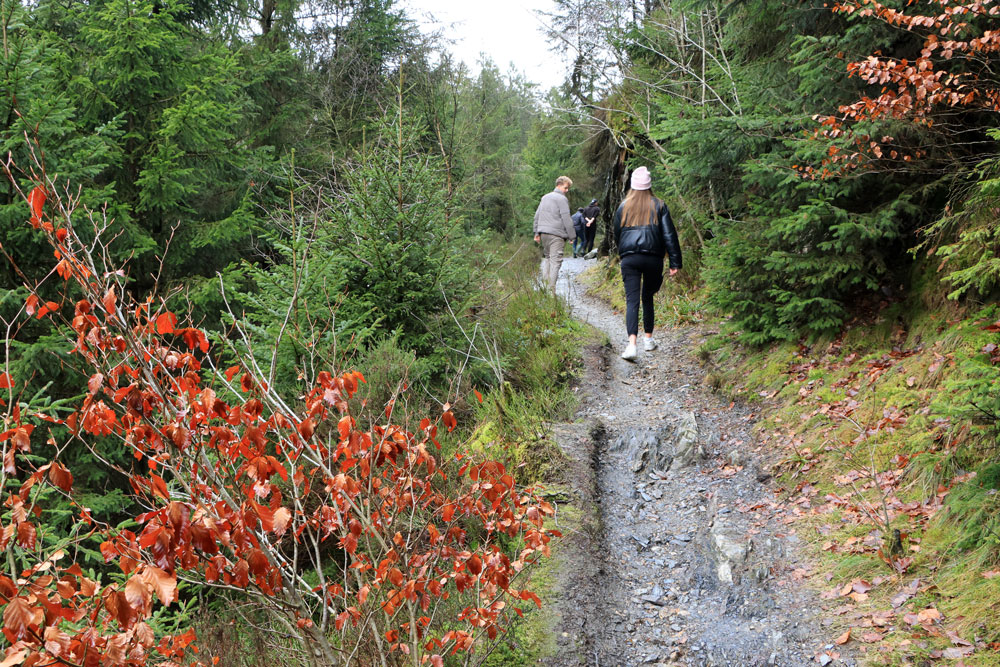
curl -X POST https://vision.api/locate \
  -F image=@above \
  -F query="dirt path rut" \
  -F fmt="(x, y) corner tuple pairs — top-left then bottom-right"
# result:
(540, 258), (854, 667)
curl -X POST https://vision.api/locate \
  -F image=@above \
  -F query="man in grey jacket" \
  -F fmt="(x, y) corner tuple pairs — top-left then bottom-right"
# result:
(533, 175), (576, 291)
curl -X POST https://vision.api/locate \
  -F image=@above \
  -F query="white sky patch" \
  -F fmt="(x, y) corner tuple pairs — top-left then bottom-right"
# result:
(401, 0), (566, 92)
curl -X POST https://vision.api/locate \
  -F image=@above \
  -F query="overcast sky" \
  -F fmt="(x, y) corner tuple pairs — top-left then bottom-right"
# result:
(400, 0), (565, 92)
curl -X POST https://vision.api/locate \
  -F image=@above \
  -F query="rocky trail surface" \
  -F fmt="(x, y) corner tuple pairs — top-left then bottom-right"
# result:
(540, 258), (855, 667)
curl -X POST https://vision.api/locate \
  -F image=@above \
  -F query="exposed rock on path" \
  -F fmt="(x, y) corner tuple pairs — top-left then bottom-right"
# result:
(541, 258), (854, 667)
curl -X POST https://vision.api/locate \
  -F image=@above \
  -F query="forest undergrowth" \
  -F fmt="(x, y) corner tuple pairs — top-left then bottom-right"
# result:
(193, 240), (589, 665)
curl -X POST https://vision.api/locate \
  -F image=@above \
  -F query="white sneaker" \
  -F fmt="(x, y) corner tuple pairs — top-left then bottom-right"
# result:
(643, 337), (657, 351)
(621, 342), (637, 361)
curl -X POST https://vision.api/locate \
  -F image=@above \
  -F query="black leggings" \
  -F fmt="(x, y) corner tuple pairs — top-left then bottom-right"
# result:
(584, 223), (596, 253)
(620, 253), (663, 337)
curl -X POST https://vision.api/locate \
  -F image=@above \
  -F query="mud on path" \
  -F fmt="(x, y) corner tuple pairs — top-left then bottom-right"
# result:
(539, 258), (855, 667)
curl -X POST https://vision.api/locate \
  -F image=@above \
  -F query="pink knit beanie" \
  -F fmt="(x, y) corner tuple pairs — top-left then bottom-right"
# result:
(630, 166), (652, 191)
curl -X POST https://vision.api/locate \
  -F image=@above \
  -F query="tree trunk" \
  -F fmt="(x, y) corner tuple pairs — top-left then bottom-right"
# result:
(598, 147), (628, 257)
(301, 620), (340, 667)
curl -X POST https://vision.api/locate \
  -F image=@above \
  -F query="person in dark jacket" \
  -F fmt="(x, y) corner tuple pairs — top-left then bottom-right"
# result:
(582, 199), (600, 255)
(571, 208), (586, 257)
(613, 166), (681, 361)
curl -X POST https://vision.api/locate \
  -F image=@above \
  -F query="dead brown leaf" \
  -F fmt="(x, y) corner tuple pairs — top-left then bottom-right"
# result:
(942, 646), (974, 659)
(852, 579), (872, 594)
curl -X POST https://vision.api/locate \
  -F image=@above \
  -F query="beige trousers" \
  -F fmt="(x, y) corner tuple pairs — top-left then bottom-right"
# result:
(539, 233), (566, 292)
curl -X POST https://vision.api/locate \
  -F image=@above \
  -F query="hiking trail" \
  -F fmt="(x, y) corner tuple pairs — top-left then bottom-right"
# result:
(538, 257), (855, 667)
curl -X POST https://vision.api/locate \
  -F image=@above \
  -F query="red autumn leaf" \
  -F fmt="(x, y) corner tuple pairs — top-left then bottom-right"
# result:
(43, 625), (71, 656)
(297, 418), (315, 441)
(125, 574), (152, 614)
(224, 365), (240, 381)
(338, 415), (351, 440)
(24, 294), (38, 317)
(87, 373), (104, 395)
(102, 289), (116, 316)
(36, 300), (59, 319)
(139, 567), (176, 606)
(16, 522), (36, 550)
(473, 389), (483, 404)
(0, 373), (10, 389)
(55, 259), (71, 280)
(155, 311), (177, 334)
(113, 384), (136, 403)
(179, 327), (209, 352)
(12, 426), (31, 452)
(3, 597), (42, 639)
(0, 576), (16, 599)
(247, 549), (268, 576)
(519, 590), (542, 608)
(47, 462), (73, 492)
(273, 507), (292, 537)
(149, 474), (169, 500)
(27, 186), (45, 228)
(467, 555), (482, 576)
(442, 410), (457, 432)
(835, 629), (851, 645)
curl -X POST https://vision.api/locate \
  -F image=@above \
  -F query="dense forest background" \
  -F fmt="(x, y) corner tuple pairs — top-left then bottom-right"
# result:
(3, 0), (1000, 664)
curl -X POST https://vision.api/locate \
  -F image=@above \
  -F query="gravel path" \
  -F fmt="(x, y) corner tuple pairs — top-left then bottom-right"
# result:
(541, 257), (855, 667)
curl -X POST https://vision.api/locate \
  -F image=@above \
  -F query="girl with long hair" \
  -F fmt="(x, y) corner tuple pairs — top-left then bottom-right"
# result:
(613, 167), (682, 361)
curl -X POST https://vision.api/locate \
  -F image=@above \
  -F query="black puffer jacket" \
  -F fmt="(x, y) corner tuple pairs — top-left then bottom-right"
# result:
(613, 198), (682, 269)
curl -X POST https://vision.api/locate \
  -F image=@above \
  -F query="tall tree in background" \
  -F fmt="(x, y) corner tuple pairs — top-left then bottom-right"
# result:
(452, 61), (536, 236)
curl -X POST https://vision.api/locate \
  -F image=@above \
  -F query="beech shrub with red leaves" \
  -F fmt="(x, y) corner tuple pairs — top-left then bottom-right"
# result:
(805, 0), (1000, 177)
(0, 153), (559, 667)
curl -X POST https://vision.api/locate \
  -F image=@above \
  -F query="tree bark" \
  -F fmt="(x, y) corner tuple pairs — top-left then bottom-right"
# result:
(598, 147), (628, 257)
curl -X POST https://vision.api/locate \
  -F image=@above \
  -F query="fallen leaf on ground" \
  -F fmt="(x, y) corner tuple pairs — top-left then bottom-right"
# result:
(852, 579), (872, 594)
(835, 629), (851, 645)
(942, 646), (974, 659)
(947, 630), (973, 646)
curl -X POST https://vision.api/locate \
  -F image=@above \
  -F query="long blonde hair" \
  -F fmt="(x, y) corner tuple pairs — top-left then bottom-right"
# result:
(621, 189), (656, 228)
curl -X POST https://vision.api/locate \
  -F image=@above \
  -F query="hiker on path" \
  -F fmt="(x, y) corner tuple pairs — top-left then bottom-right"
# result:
(572, 208), (587, 257)
(613, 167), (682, 361)
(582, 198), (600, 255)
(533, 175), (576, 291)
